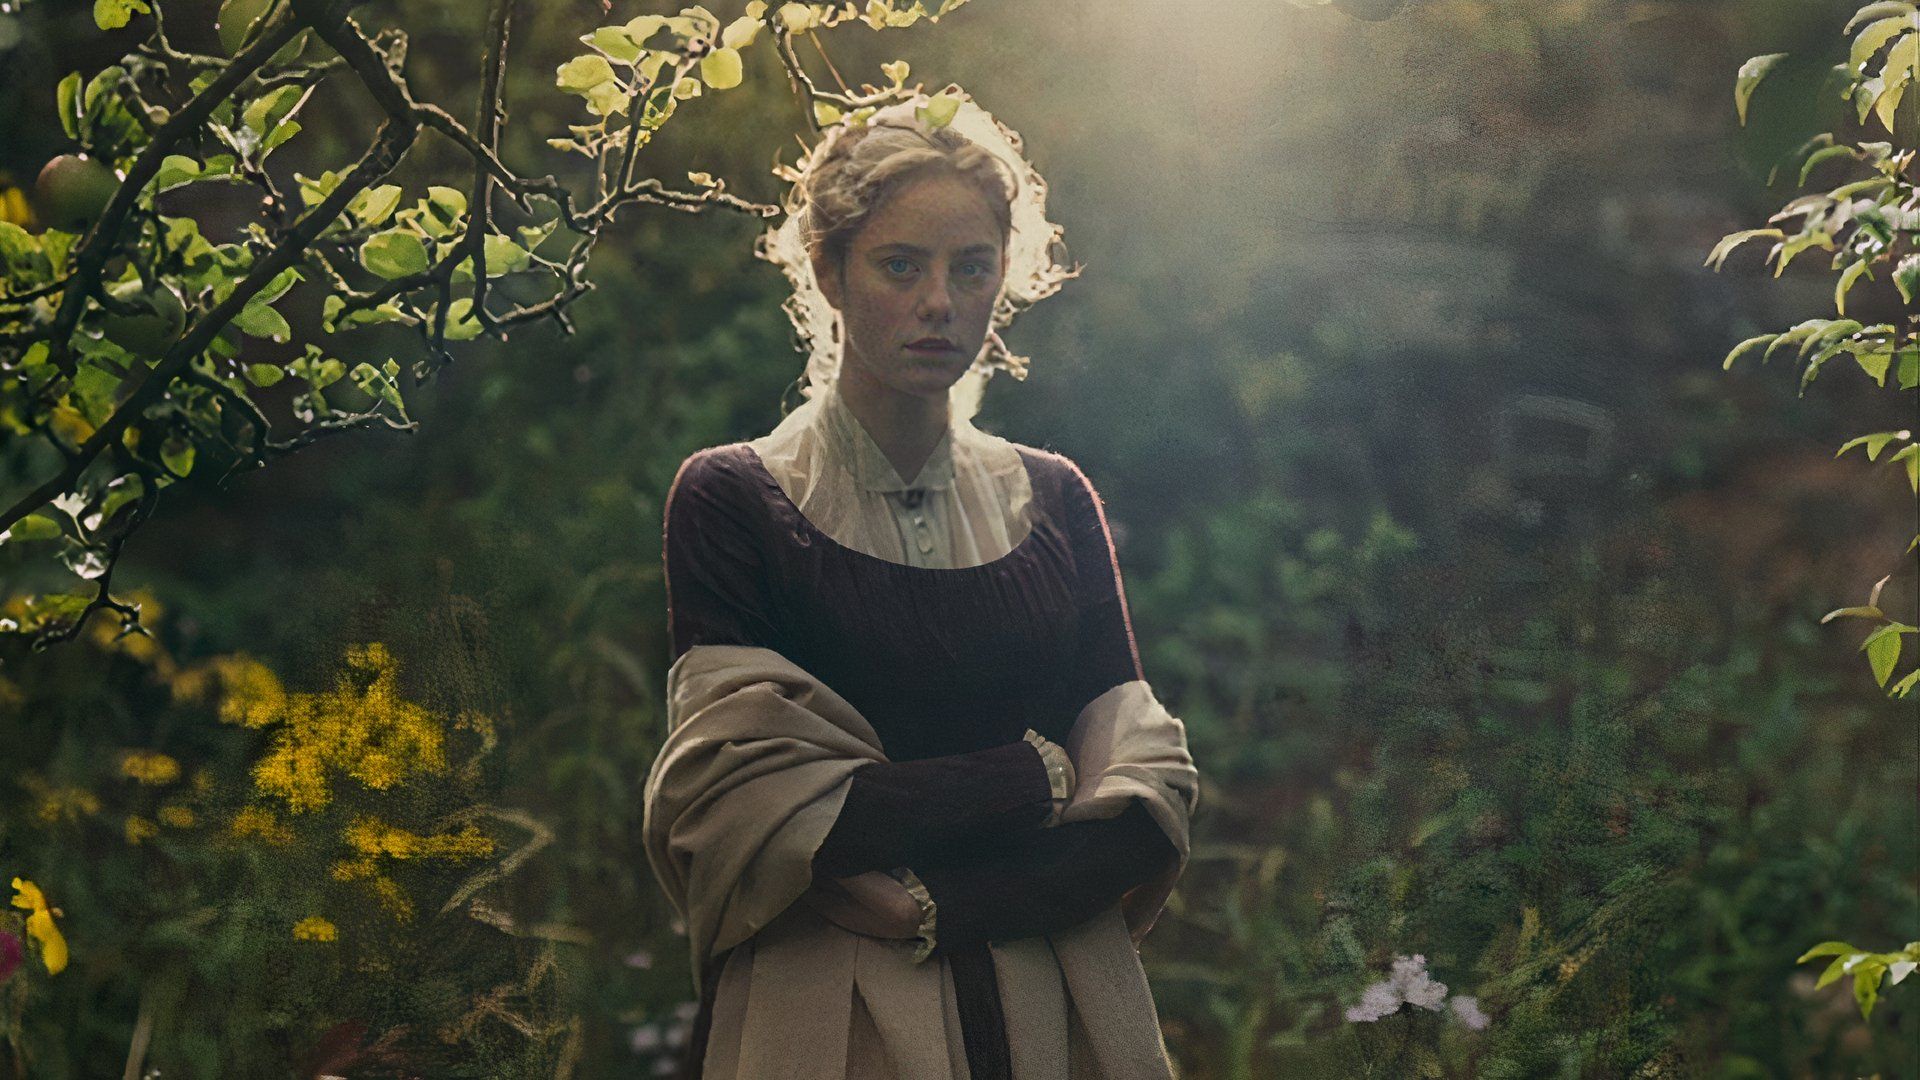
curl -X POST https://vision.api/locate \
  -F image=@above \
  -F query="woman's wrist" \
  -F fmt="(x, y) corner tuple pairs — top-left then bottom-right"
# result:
(1021, 728), (1076, 825)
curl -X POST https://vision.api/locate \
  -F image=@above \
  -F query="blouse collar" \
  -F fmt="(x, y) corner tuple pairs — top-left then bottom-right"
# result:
(819, 380), (957, 493)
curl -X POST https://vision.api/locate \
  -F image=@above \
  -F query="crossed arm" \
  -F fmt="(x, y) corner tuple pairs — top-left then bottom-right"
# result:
(806, 459), (1177, 952)
(809, 753), (1177, 952)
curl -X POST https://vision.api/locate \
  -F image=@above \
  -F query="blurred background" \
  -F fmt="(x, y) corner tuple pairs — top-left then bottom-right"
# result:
(0, 0), (1914, 1076)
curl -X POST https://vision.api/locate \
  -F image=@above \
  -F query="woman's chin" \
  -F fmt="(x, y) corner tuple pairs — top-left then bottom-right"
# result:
(891, 355), (971, 395)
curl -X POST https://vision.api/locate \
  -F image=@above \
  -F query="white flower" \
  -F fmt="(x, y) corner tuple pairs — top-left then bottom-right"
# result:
(1345, 953), (1450, 1022)
(629, 1023), (662, 1053)
(1392, 953), (1448, 1011)
(1449, 994), (1490, 1031)
(1344, 978), (1403, 1022)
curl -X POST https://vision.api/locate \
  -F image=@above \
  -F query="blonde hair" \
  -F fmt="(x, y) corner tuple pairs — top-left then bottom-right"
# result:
(798, 121), (1016, 278)
(755, 90), (1081, 422)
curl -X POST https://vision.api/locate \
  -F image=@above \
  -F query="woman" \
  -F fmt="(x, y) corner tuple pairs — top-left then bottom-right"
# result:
(643, 91), (1200, 1080)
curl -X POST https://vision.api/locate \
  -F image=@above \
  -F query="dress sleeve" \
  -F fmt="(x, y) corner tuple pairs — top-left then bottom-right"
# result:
(809, 740), (1056, 878)
(663, 449), (784, 660)
(1058, 456), (1146, 714)
(907, 459), (1178, 950)
(913, 800), (1176, 951)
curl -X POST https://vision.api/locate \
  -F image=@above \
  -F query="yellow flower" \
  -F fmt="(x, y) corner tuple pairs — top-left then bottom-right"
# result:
(158, 805), (196, 829)
(10, 878), (68, 975)
(120, 750), (181, 785)
(224, 643), (452, 813)
(228, 806), (296, 846)
(123, 816), (158, 846)
(291, 916), (337, 942)
(25, 780), (101, 825)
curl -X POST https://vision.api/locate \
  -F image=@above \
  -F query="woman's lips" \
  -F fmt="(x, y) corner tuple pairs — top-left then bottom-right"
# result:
(906, 340), (958, 354)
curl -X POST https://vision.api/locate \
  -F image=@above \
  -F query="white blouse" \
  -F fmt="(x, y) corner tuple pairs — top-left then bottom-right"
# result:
(747, 379), (1035, 570)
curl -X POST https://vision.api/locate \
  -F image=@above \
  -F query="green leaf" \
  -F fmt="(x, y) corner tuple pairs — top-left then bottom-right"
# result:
(517, 217), (561, 252)
(483, 234), (530, 276)
(557, 54), (618, 93)
(160, 437), (194, 479)
(1798, 319), (1861, 359)
(1872, 39), (1914, 132)
(242, 84), (310, 137)
(589, 26), (642, 62)
(1847, 2), (1918, 34)
(1889, 442), (1920, 493)
(1815, 953), (1854, 989)
(1854, 962), (1886, 1019)
(722, 14), (761, 48)
(1735, 53), (1788, 125)
(1890, 668), (1920, 698)
(438, 297), (483, 341)
(1774, 231), (1835, 277)
(1761, 319), (1829, 364)
(1896, 347), (1919, 390)
(1893, 254), (1919, 304)
(1851, 16), (1913, 70)
(624, 14), (669, 45)
(348, 184), (403, 227)
(261, 119), (301, 154)
(585, 81), (631, 117)
(243, 363), (285, 387)
(1821, 604), (1886, 622)
(1864, 624), (1905, 685)
(426, 185), (468, 225)
(1835, 259), (1872, 316)
(295, 170), (343, 208)
(231, 301), (290, 341)
(350, 360), (409, 420)
(2, 512), (64, 544)
(1799, 144), (1857, 186)
(1704, 228), (1783, 271)
(152, 154), (202, 194)
(252, 266), (302, 307)
(1836, 430), (1910, 462)
(94, 0), (150, 30)
(1854, 344), (1894, 385)
(1722, 334), (1777, 370)
(56, 72), (83, 140)
(701, 46), (744, 89)
(917, 92), (962, 129)
(360, 230), (430, 279)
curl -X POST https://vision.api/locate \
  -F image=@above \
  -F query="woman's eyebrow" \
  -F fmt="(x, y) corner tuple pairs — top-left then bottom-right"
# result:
(869, 242), (999, 257)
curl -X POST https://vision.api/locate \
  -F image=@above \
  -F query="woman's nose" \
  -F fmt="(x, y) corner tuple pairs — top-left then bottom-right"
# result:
(916, 272), (954, 321)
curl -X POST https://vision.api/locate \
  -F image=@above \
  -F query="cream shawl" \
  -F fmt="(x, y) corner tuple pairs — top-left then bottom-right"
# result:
(641, 643), (1200, 1078)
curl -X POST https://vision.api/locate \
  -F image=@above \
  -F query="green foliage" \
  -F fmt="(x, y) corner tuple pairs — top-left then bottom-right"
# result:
(0, 0), (976, 654)
(1712, 1), (1920, 701)
(1709, 0), (1920, 1031)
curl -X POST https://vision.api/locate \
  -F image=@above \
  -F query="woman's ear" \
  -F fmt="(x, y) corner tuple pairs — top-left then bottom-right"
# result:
(810, 248), (843, 313)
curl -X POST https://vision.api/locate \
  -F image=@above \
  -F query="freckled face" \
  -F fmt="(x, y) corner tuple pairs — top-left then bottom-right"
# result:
(815, 173), (1008, 401)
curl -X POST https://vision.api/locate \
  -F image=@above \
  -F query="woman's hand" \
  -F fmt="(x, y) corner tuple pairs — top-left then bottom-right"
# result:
(802, 871), (925, 939)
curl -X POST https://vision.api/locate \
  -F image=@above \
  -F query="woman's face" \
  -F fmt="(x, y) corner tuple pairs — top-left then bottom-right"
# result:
(815, 171), (1008, 402)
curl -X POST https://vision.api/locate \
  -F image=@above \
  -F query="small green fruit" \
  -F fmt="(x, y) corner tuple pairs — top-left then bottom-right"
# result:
(33, 154), (120, 231)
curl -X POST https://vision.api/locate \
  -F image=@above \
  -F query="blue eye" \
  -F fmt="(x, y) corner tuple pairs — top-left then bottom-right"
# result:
(884, 257), (915, 275)
(958, 262), (988, 279)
